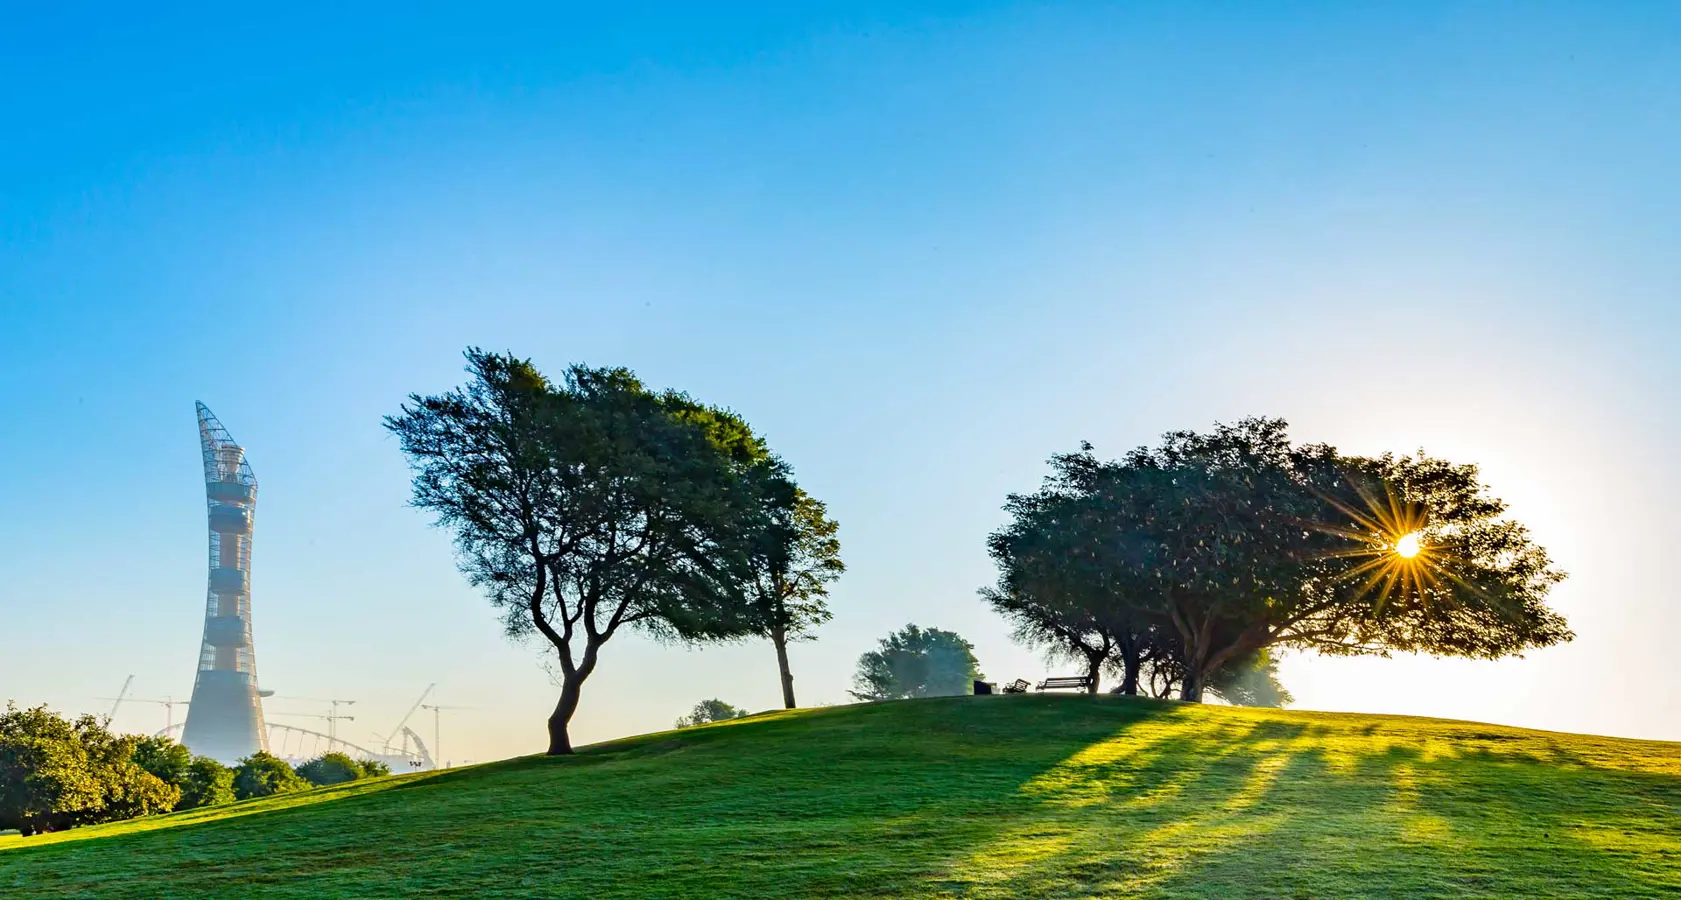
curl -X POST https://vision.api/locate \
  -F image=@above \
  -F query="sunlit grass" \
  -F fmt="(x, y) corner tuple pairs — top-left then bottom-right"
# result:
(3, 696), (1679, 898)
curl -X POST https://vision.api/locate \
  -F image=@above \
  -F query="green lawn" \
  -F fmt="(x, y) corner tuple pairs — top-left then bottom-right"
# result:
(3, 695), (1679, 898)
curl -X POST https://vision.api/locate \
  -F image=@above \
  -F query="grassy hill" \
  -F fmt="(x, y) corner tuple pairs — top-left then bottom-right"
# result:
(3, 695), (1679, 898)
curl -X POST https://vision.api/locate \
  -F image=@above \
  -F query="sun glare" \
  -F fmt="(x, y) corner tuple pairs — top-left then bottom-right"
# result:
(1394, 532), (1423, 559)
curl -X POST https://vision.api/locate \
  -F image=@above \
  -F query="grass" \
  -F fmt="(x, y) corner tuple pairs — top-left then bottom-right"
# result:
(3, 695), (1680, 898)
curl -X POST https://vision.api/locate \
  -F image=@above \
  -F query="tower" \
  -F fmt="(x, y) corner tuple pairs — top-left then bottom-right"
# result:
(181, 403), (269, 763)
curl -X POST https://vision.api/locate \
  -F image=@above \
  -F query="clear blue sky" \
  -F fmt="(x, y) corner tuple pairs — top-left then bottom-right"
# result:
(3, 3), (1679, 762)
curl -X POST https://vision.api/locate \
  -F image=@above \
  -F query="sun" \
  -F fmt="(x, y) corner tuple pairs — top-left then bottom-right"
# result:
(1394, 531), (1423, 559)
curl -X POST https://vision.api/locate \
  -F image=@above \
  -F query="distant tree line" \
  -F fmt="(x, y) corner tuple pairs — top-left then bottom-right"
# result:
(985, 419), (1570, 703)
(0, 703), (388, 836)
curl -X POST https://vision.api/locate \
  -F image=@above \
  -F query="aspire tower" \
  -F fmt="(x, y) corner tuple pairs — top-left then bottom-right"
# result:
(180, 403), (270, 762)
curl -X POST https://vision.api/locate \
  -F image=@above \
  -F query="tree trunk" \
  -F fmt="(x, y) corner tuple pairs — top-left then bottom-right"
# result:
(772, 625), (797, 709)
(1179, 667), (1205, 703)
(1084, 652), (1103, 694)
(1117, 643), (1140, 696)
(546, 643), (600, 755)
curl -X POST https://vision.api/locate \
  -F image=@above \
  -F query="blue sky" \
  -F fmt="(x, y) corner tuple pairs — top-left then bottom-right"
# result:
(3, 2), (1679, 762)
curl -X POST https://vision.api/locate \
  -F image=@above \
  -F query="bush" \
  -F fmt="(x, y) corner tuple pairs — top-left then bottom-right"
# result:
(675, 699), (749, 728)
(0, 703), (178, 836)
(232, 752), (309, 800)
(296, 752), (363, 786)
(178, 756), (236, 810)
(133, 734), (235, 811)
(358, 759), (391, 778)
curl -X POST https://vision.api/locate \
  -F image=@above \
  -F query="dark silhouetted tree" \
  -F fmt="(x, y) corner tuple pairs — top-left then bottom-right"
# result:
(850, 625), (984, 701)
(387, 349), (789, 754)
(989, 419), (1571, 702)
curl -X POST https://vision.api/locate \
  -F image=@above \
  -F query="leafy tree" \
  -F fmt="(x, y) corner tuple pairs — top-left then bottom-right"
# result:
(0, 703), (177, 835)
(177, 756), (235, 810)
(850, 625), (984, 701)
(387, 349), (788, 754)
(232, 752), (308, 800)
(751, 488), (844, 708)
(296, 752), (367, 786)
(984, 448), (1163, 694)
(674, 699), (750, 728)
(358, 759), (391, 778)
(994, 419), (1571, 702)
(133, 735), (235, 811)
(132, 735), (192, 788)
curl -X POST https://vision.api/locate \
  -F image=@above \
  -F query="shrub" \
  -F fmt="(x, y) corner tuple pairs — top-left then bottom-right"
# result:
(232, 752), (309, 800)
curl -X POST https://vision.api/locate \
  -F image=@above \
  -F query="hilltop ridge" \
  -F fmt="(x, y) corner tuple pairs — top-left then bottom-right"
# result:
(4, 696), (1679, 898)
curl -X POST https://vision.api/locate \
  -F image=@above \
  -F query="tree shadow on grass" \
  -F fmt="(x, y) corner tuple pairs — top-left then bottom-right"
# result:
(937, 709), (1681, 899)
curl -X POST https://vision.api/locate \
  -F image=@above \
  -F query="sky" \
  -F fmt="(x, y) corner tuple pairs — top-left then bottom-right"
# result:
(2, 2), (1678, 764)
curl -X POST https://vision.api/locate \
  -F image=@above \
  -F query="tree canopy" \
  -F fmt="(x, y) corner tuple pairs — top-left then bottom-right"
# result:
(387, 348), (792, 753)
(232, 752), (309, 801)
(0, 704), (178, 836)
(987, 418), (1571, 701)
(851, 625), (985, 701)
(751, 488), (844, 708)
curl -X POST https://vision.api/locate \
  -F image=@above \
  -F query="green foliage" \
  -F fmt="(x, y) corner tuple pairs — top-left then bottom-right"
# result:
(132, 736), (234, 811)
(296, 753), (367, 787)
(386, 349), (791, 753)
(0, 703), (177, 836)
(674, 699), (750, 728)
(232, 752), (308, 801)
(850, 624), (984, 701)
(357, 759), (390, 778)
(130, 736), (191, 789)
(989, 418), (1571, 701)
(176, 756), (235, 810)
(5, 699), (1680, 898)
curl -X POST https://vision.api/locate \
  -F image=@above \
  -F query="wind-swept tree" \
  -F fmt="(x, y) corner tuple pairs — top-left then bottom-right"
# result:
(387, 349), (786, 754)
(751, 489), (844, 708)
(850, 625), (984, 701)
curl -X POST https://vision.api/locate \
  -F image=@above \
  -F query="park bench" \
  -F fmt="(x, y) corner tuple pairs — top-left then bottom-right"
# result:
(1036, 675), (1094, 692)
(1001, 679), (1031, 694)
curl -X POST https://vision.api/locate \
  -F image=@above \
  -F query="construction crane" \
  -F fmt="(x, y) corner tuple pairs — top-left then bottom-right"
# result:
(96, 696), (189, 733)
(107, 675), (135, 719)
(380, 684), (435, 754)
(420, 703), (474, 769)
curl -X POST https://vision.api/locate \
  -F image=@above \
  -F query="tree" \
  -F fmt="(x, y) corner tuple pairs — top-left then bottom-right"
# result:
(674, 699), (750, 728)
(177, 756), (235, 810)
(232, 752), (308, 800)
(387, 349), (787, 754)
(296, 752), (367, 787)
(0, 703), (177, 836)
(132, 735), (192, 788)
(358, 759), (391, 778)
(993, 419), (1572, 702)
(133, 735), (234, 811)
(850, 625), (985, 701)
(984, 447), (1163, 695)
(751, 488), (844, 708)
